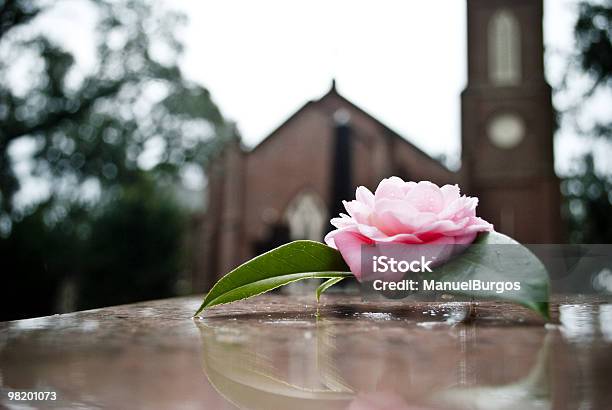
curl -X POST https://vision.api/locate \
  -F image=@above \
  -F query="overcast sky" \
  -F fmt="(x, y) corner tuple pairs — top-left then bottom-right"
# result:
(14, 0), (612, 181)
(167, 0), (610, 175)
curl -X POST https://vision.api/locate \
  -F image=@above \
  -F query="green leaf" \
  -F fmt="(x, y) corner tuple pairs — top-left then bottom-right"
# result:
(316, 277), (346, 302)
(194, 240), (351, 316)
(195, 233), (551, 320)
(430, 231), (550, 319)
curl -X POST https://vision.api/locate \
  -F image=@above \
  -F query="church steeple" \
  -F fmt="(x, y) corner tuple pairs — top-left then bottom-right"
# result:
(461, 0), (562, 243)
(465, 0), (545, 87)
(329, 78), (338, 93)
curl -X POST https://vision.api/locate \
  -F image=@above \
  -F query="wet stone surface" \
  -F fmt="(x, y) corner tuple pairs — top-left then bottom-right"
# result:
(1, 294), (612, 409)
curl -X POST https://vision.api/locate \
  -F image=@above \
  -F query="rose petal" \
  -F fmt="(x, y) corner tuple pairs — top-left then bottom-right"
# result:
(419, 216), (477, 235)
(356, 223), (387, 239)
(404, 181), (445, 213)
(343, 200), (371, 224)
(325, 178), (494, 276)
(374, 198), (436, 232)
(355, 186), (375, 208)
(330, 215), (355, 229)
(328, 230), (373, 281)
(374, 176), (406, 201)
(440, 184), (461, 205)
(372, 232), (424, 244)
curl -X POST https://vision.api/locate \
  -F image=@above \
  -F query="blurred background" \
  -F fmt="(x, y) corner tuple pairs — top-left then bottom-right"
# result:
(1, 0), (611, 321)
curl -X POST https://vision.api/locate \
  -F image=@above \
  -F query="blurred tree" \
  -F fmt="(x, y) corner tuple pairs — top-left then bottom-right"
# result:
(574, 1), (612, 136)
(0, 0), (232, 214)
(0, 0), (233, 319)
(78, 175), (186, 310)
(562, 154), (612, 243)
(0, 199), (88, 320)
(0, 174), (188, 319)
(560, 0), (612, 243)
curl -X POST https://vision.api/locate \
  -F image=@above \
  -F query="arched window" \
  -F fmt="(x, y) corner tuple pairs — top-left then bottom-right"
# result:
(488, 10), (521, 86)
(284, 191), (327, 241)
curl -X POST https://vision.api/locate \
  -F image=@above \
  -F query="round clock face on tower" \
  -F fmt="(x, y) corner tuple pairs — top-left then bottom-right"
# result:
(487, 113), (526, 149)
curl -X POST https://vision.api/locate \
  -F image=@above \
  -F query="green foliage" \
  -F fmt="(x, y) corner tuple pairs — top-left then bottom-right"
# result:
(0, 0), (233, 319)
(0, 201), (86, 320)
(558, 2), (612, 243)
(562, 154), (612, 243)
(195, 241), (352, 315)
(316, 277), (346, 302)
(196, 234), (551, 320)
(0, 176), (187, 319)
(0, 0), (232, 214)
(560, 1), (612, 142)
(575, 1), (612, 88)
(431, 232), (550, 319)
(77, 178), (186, 309)
(572, 1), (612, 142)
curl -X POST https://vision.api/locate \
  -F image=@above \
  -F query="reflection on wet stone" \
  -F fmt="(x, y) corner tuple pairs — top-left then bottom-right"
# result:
(1, 295), (612, 409)
(195, 295), (611, 410)
(559, 304), (598, 342)
(600, 305), (612, 342)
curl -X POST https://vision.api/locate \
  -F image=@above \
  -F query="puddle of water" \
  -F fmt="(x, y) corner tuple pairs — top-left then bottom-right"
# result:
(353, 312), (394, 321)
(559, 304), (598, 342)
(4, 296), (612, 410)
(599, 304), (612, 342)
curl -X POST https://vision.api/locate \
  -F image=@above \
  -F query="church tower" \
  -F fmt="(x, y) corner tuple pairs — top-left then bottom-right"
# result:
(461, 0), (563, 243)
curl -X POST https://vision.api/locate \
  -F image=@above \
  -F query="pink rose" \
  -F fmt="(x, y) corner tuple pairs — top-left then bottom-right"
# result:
(324, 177), (493, 281)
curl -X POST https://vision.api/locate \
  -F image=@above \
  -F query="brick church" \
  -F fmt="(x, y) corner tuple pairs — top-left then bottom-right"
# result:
(193, 0), (564, 291)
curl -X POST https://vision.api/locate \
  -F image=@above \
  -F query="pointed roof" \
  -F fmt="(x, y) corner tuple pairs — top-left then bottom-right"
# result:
(250, 82), (453, 173)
